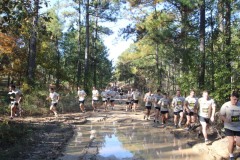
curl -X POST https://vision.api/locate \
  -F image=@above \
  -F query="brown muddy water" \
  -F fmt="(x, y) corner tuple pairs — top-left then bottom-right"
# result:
(59, 116), (205, 160)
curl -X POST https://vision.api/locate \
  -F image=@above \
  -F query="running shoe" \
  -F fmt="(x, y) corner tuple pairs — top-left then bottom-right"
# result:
(229, 157), (235, 160)
(205, 139), (211, 145)
(175, 124), (178, 128)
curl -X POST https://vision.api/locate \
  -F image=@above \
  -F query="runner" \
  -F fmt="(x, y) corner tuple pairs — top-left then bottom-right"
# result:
(119, 87), (124, 104)
(197, 90), (216, 144)
(132, 88), (141, 112)
(158, 92), (170, 126)
(92, 86), (99, 112)
(8, 84), (23, 119)
(153, 89), (162, 123)
(77, 86), (87, 113)
(172, 90), (185, 128)
(101, 88), (108, 111)
(220, 91), (240, 160)
(143, 90), (154, 120)
(47, 87), (59, 117)
(184, 90), (198, 130)
(110, 88), (117, 110)
(126, 91), (133, 112)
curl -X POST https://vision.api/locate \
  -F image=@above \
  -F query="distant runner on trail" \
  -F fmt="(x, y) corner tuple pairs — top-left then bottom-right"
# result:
(77, 86), (86, 113)
(153, 89), (162, 123)
(143, 90), (154, 120)
(47, 87), (59, 117)
(101, 88), (108, 111)
(126, 90), (133, 112)
(197, 90), (216, 144)
(132, 88), (141, 112)
(8, 84), (23, 119)
(119, 87), (124, 104)
(110, 89), (117, 110)
(92, 86), (99, 112)
(158, 92), (170, 126)
(172, 89), (185, 128)
(220, 91), (240, 160)
(184, 90), (198, 130)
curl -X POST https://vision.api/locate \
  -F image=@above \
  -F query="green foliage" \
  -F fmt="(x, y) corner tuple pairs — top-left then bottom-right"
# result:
(0, 121), (33, 158)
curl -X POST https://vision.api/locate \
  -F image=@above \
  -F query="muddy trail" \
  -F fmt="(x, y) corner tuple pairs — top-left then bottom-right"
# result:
(1, 104), (239, 160)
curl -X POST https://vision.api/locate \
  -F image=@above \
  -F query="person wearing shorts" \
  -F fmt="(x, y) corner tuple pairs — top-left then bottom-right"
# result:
(126, 91), (133, 111)
(184, 90), (198, 130)
(220, 92), (240, 160)
(101, 88), (108, 111)
(158, 93), (170, 126)
(92, 86), (99, 112)
(132, 88), (140, 112)
(153, 89), (162, 123)
(110, 89), (117, 110)
(144, 90), (153, 120)
(8, 84), (23, 119)
(47, 87), (59, 117)
(198, 90), (216, 144)
(77, 86), (86, 113)
(119, 87), (124, 104)
(172, 90), (185, 128)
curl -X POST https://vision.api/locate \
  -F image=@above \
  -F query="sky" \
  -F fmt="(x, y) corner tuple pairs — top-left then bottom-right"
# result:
(42, 0), (134, 66)
(101, 20), (133, 65)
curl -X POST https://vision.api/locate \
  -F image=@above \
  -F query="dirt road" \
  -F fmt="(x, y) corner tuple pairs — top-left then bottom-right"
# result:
(2, 103), (238, 160)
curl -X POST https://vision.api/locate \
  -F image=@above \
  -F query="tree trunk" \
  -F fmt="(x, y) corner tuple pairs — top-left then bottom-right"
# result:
(93, 0), (99, 87)
(155, 44), (160, 87)
(55, 36), (60, 88)
(199, 0), (205, 89)
(210, 8), (215, 91)
(225, 0), (231, 72)
(28, 0), (39, 85)
(77, 0), (82, 88)
(84, 0), (90, 90)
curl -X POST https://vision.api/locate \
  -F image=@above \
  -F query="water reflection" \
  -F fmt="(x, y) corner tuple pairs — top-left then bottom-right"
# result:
(60, 122), (203, 160)
(99, 134), (133, 158)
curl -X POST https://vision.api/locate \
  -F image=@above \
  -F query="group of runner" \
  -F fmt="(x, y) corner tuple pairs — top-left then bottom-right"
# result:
(141, 89), (240, 160)
(7, 84), (240, 160)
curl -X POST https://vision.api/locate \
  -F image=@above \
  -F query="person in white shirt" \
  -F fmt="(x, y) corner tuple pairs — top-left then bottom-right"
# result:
(172, 89), (185, 128)
(220, 91), (240, 160)
(143, 90), (154, 120)
(101, 88), (109, 111)
(47, 87), (59, 117)
(220, 92), (240, 160)
(92, 86), (99, 112)
(153, 89), (162, 123)
(158, 93), (170, 126)
(132, 88), (140, 112)
(109, 89), (117, 110)
(126, 90), (133, 111)
(197, 90), (216, 144)
(77, 86), (87, 113)
(184, 90), (198, 130)
(8, 84), (23, 119)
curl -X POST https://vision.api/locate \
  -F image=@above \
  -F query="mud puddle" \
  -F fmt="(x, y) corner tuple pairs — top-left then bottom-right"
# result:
(59, 118), (205, 160)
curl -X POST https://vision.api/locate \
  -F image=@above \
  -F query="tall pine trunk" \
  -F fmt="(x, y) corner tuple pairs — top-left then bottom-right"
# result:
(77, 0), (82, 88)
(199, 0), (205, 89)
(225, 0), (231, 74)
(28, 0), (39, 85)
(84, 0), (90, 90)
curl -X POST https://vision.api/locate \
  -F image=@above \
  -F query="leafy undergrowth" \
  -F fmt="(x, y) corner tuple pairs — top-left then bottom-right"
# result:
(0, 120), (74, 160)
